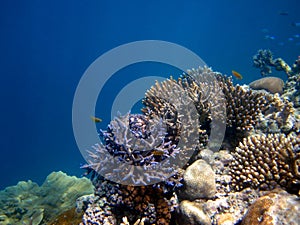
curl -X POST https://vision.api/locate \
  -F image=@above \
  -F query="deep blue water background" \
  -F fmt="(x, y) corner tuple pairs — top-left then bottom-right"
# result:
(1, 0), (300, 189)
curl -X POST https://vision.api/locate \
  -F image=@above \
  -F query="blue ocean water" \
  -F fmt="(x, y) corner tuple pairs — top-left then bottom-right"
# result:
(0, 0), (300, 189)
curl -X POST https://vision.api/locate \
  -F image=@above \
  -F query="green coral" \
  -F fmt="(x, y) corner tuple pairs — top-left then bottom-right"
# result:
(0, 171), (93, 225)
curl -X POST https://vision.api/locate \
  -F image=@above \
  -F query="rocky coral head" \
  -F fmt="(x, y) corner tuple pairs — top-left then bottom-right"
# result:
(249, 77), (285, 94)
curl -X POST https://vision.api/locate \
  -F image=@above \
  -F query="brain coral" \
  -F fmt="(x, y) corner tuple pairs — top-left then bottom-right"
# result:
(229, 133), (300, 193)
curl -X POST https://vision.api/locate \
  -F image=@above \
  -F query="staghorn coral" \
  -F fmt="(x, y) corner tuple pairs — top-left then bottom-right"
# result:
(86, 113), (181, 185)
(142, 77), (200, 149)
(282, 58), (300, 112)
(143, 67), (229, 152)
(177, 66), (227, 124)
(291, 56), (300, 75)
(229, 133), (300, 193)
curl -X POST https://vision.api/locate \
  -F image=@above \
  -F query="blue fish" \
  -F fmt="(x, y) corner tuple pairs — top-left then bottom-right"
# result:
(291, 22), (300, 27)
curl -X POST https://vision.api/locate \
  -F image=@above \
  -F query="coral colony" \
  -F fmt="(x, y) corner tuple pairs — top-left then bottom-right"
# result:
(0, 53), (299, 225)
(77, 60), (300, 225)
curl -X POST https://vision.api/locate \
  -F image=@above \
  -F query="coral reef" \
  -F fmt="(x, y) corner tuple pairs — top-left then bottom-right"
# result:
(229, 133), (300, 192)
(46, 207), (83, 225)
(1, 59), (299, 225)
(253, 49), (292, 76)
(78, 176), (176, 225)
(249, 77), (285, 94)
(257, 93), (297, 134)
(178, 159), (216, 200)
(79, 64), (300, 225)
(86, 78), (200, 185)
(282, 57), (300, 112)
(0, 171), (93, 225)
(241, 189), (300, 225)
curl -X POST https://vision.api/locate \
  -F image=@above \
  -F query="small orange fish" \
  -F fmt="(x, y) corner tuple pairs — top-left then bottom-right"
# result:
(152, 150), (165, 156)
(232, 70), (243, 79)
(91, 116), (102, 123)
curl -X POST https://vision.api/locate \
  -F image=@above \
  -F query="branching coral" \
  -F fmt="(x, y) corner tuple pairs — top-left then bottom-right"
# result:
(80, 177), (175, 225)
(229, 133), (300, 193)
(81, 65), (300, 225)
(253, 49), (292, 76)
(177, 67), (271, 134)
(261, 93), (297, 133)
(87, 78), (199, 185)
(86, 113), (180, 185)
(223, 85), (270, 132)
(178, 67), (227, 124)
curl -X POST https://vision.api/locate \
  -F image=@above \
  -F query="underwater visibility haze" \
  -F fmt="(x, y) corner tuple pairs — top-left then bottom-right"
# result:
(0, 0), (300, 224)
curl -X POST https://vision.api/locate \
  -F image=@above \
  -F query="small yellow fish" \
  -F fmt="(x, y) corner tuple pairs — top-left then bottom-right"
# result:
(232, 70), (243, 79)
(91, 116), (102, 123)
(152, 150), (165, 156)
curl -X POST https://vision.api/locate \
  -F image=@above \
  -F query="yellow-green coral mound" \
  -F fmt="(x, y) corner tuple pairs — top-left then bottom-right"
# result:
(0, 171), (93, 225)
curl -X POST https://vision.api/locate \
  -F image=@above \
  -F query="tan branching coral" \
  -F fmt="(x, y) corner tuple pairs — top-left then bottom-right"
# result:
(142, 78), (201, 149)
(229, 133), (300, 192)
(178, 67), (227, 124)
(223, 85), (270, 132)
(179, 67), (270, 132)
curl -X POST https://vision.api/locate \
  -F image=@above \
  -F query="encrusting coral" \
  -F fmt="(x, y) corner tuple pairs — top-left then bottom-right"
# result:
(229, 133), (300, 193)
(249, 77), (285, 94)
(241, 189), (300, 225)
